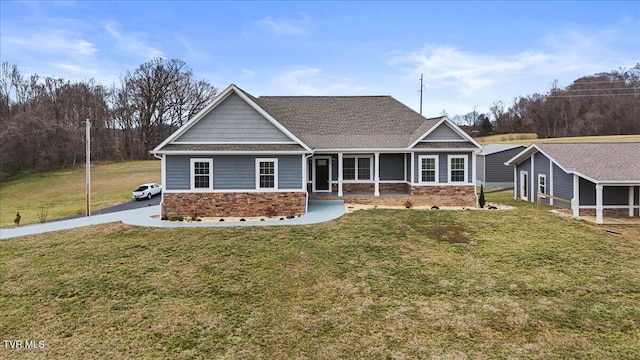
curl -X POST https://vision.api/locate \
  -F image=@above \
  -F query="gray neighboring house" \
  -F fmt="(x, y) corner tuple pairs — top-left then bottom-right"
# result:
(505, 142), (640, 224)
(477, 144), (525, 187)
(151, 84), (482, 218)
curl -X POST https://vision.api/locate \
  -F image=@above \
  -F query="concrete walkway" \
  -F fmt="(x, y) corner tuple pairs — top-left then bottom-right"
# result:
(0, 200), (346, 240)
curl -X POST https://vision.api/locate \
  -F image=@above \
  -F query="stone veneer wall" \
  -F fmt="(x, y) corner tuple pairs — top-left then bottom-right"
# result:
(408, 185), (477, 207)
(162, 192), (306, 218)
(579, 208), (638, 217)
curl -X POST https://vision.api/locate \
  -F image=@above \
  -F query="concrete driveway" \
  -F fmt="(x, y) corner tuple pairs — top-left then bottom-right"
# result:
(0, 200), (346, 240)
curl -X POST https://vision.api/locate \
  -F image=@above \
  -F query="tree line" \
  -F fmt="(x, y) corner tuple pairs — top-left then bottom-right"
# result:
(457, 64), (640, 138)
(0, 58), (218, 180)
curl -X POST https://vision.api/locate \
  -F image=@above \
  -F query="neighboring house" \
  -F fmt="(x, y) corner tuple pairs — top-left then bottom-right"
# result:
(477, 144), (525, 187)
(505, 142), (640, 224)
(151, 84), (482, 218)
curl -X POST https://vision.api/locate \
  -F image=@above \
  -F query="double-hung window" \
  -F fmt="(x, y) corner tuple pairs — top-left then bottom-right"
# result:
(190, 159), (213, 190)
(538, 174), (546, 195)
(343, 156), (372, 181)
(448, 155), (468, 183)
(419, 155), (438, 183)
(256, 158), (278, 190)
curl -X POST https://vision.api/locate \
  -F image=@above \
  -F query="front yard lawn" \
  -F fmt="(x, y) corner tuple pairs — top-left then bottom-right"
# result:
(1, 192), (639, 359)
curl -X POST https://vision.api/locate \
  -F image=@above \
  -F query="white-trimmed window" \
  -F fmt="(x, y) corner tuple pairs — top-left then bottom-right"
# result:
(538, 174), (547, 195)
(343, 156), (372, 181)
(448, 155), (468, 183)
(419, 155), (438, 183)
(190, 159), (213, 190)
(256, 158), (278, 190)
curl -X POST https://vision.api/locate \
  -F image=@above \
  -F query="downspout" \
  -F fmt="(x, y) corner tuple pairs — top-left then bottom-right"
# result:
(304, 151), (315, 214)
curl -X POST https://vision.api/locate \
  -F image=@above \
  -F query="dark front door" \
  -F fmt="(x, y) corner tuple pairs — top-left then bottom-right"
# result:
(315, 158), (330, 191)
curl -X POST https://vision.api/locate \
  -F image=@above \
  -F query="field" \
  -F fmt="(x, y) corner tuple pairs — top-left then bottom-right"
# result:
(477, 133), (640, 145)
(1, 191), (639, 359)
(0, 161), (160, 227)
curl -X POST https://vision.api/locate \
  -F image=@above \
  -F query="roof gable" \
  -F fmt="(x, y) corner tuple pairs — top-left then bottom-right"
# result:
(153, 85), (311, 153)
(409, 117), (482, 149)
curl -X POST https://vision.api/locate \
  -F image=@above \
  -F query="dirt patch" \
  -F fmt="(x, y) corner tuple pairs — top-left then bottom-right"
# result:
(431, 225), (473, 244)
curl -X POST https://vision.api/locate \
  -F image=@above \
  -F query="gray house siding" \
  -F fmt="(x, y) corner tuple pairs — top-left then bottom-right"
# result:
(479, 147), (525, 186)
(552, 163), (573, 208)
(579, 180), (635, 206)
(380, 153), (405, 181)
(176, 93), (293, 143)
(534, 152), (551, 204)
(421, 123), (462, 142)
(165, 155), (302, 191)
(413, 152), (473, 183)
(515, 158), (532, 201)
(477, 156), (485, 183)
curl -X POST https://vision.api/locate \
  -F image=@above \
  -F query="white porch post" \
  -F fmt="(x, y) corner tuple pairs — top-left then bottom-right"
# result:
(513, 166), (517, 200)
(338, 152), (343, 197)
(410, 152), (415, 185)
(572, 174), (580, 218)
(530, 154), (535, 202)
(549, 161), (554, 206)
(374, 152), (380, 196)
(595, 184), (604, 224)
(629, 186), (634, 217)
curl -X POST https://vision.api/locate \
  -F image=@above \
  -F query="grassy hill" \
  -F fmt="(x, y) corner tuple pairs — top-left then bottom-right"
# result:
(1, 191), (639, 358)
(0, 161), (160, 226)
(477, 133), (640, 145)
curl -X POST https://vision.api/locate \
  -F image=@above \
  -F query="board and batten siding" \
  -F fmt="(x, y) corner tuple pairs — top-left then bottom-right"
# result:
(165, 155), (302, 191)
(479, 147), (524, 185)
(413, 152), (473, 184)
(175, 93), (293, 143)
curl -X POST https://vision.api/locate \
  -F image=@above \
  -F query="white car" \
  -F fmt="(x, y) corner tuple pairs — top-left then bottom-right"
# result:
(132, 183), (162, 200)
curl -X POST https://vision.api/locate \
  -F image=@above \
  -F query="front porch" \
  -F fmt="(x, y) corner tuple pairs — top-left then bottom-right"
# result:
(309, 189), (477, 207)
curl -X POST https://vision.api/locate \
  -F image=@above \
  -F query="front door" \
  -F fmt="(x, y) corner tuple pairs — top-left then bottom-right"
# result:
(520, 171), (528, 200)
(315, 158), (330, 192)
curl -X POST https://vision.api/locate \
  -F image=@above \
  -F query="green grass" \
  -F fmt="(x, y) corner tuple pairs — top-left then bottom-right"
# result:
(0, 161), (160, 226)
(1, 191), (639, 359)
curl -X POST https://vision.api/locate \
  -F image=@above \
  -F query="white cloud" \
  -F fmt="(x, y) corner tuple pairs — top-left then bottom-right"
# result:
(258, 14), (308, 36)
(104, 21), (163, 60)
(273, 66), (324, 95)
(4, 30), (97, 56)
(241, 69), (256, 79)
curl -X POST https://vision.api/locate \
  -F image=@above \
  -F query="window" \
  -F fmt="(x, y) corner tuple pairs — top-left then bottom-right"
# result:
(448, 155), (468, 183)
(419, 155), (438, 183)
(343, 156), (372, 181)
(256, 158), (278, 190)
(190, 159), (213, 190)
(538, 174), (546, 195)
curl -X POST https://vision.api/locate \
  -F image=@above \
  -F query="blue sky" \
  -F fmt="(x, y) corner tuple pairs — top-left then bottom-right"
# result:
(1, 1), (638, 118)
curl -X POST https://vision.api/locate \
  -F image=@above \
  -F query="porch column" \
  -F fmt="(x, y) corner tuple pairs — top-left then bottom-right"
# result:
(338, 152), (343, 197)
(549, 161), (554, 206)
(572, 174), (580, 218)
(513, 167), (517, 200)
(629, 186), (634, 217)
(374, 152), (380, 196)
(410, 152), (415, 185)
(530, 154), (535, 202)
(595, 184), (604, 224)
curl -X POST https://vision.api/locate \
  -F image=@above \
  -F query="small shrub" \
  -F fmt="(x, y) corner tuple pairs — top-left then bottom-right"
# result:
(14, 212), (21, 227)
(431, 205), (440, 210)
(190, 210), (199, 222)
(404, 200), (413, 209)
(37, 207), (48, 223)
(479, 185), (486, 208)
(169, 216), (184, 222)
(265, 206), (277, 218)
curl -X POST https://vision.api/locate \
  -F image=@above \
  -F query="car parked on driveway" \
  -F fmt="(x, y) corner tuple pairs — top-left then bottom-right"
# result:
(132, 183), (162, 200)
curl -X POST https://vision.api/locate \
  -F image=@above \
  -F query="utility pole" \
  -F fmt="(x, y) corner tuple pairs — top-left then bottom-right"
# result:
(419, 74), (425, 115)
(85, 119), (91, 217)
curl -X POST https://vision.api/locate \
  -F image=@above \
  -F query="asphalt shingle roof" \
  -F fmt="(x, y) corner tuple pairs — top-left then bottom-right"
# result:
(537, 142), (640, 182)
(162, 144), (307, 152)
(255, 96), (444, 149)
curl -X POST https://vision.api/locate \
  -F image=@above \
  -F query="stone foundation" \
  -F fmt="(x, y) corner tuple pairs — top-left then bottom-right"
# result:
(162, 192), (306, 218)
(311, 184), (477, 207)
(579, 208), (637, 217)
